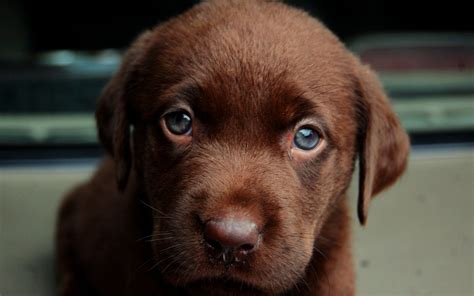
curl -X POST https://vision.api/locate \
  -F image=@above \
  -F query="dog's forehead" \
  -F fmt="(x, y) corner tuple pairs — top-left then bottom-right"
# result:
(151, 5), (356, 95)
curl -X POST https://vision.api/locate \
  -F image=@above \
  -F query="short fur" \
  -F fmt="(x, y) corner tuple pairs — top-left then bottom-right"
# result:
(56, 1), (409, 295)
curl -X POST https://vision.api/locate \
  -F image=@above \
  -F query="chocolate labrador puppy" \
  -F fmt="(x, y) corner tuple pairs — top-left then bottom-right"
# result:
(56, 0), (409, 295)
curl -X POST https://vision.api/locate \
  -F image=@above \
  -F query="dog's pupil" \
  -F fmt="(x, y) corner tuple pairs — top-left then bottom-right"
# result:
(294, 128), (319, 150)
(166, 111), (192, 135)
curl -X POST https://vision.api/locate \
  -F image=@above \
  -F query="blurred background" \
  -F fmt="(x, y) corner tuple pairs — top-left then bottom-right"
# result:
(0, 0), (473, 295)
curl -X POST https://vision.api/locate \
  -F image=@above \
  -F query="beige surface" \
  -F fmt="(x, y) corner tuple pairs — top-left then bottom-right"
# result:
(0, 166), (91, 296)
(0, 148), (473, 295)
(352, 149), (474, 295)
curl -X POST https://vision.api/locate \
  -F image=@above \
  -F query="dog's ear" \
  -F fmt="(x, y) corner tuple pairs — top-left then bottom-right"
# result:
(355, 62), (410, 225)
(96, 31), (153, 191)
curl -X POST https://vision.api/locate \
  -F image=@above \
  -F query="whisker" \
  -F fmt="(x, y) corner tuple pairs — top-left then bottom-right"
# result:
(139, 199), (174, 220)
(160, 248), (190, 275)
(313, 245), (328, 261)
(146, 236), (177, 243)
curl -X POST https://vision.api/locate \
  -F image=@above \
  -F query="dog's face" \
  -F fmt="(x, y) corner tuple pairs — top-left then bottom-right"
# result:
(96, 1), (409, 294)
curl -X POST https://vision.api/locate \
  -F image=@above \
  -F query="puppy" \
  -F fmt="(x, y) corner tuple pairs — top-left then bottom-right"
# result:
(56, 1), (409, 295)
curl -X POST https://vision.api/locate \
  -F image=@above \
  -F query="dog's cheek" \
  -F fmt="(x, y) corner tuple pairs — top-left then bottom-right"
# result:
(130, 124), (150, 175)
(293, 150), (355, 243)
(131, 125), (170, 177)
(294, 154), (335, 222)
(139, 127), (180, 195)
(137, 154), (207, 284)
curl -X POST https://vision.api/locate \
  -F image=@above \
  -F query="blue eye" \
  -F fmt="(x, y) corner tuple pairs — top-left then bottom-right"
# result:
(164, 110), (192, 135)
(293, 127), (320, 150)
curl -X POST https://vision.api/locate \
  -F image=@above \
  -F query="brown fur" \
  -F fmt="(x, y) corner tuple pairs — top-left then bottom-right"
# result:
(56, 1), (409, 295)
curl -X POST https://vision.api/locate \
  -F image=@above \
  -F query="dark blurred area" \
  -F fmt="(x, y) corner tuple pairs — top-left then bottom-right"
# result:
(2, 0), (473, 54)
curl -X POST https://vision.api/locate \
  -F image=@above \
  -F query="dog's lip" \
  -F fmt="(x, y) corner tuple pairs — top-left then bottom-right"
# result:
(163, 256), (264, 292)
(186, 276), (263, 293)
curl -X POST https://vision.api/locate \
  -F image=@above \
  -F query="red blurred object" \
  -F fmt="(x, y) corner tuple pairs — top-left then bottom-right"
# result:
(360, 46), (474, 71)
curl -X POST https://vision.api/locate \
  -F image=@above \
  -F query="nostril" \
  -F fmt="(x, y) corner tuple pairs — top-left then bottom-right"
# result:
(238, 243), (255, 253)
(205, 239), (223, 252)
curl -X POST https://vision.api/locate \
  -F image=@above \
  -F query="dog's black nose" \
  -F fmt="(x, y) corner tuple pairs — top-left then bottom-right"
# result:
(203, 218), (260, 264)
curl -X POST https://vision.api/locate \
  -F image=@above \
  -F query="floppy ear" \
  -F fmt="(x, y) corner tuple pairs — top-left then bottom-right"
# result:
(95, 31), (153, 191)
(356, 63), (410, 225)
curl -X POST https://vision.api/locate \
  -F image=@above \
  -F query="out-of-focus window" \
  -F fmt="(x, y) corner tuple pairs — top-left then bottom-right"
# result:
(0, 50), (120, 146)
(351, 33), (474, 144)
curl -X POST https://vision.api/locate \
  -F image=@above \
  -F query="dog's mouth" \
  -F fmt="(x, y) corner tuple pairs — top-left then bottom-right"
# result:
(160, 253), (262, 289)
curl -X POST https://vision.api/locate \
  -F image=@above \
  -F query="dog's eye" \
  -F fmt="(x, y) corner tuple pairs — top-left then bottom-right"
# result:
(164, 110), (192, 135)
(293, 127), (320, 150)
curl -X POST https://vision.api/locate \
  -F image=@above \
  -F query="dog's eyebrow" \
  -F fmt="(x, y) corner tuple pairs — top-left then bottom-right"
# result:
(288, 96), (317, 119)
(148, 82), (203, 116)
(282, 95), (332, 140)
(284, 95), (325, 124)
(175, 82), (204, 104)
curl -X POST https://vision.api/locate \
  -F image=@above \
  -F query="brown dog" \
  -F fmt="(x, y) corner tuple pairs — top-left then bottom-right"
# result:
(56, 1), (409, 295)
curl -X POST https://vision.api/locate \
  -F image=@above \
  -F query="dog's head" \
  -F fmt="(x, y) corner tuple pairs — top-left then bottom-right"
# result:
(96, 1), (409, 294)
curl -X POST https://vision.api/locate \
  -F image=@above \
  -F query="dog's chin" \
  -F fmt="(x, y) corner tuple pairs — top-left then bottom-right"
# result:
(182, 277), (264, 296)
(163, 268), (261, 292)
(162, 265), (292, 295)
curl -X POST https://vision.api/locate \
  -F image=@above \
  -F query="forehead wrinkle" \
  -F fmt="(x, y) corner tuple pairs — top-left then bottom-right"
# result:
(139, 79), (203, 120)
(279, 95), (318, 123)
(194, 68), (280, 121)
